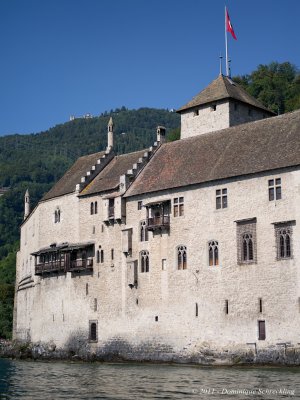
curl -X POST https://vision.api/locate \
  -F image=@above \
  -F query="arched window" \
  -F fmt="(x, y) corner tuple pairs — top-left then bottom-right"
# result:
(90, 202), (94, 215)
(94, 201), (98, 214)
(242, 233), (253, 261)
(96, 250), (100, 263)
(208, 240), (219, 266)
(140, 250), (149, 273)
(89, 321), (97, 341)
(140, 220), (148, 242)
(279, 228), (291, 258)
(177, 245), (187, 270)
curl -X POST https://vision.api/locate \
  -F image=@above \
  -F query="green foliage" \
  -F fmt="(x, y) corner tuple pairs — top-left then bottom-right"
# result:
(167, 127), (181, 142)
(233, 62), (300, 114)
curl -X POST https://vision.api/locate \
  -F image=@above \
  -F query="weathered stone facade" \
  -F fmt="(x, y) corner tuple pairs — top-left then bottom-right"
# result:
(13, 75), (300, 364)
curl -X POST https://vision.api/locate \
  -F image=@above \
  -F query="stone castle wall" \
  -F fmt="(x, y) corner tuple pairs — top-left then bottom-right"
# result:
(14, 166), (300, 363)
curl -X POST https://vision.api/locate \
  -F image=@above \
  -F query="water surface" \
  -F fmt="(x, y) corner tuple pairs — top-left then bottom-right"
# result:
(0, 358), (299, 399)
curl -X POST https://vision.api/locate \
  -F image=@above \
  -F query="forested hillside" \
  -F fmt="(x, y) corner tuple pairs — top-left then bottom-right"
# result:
(0, 61), (299, 339)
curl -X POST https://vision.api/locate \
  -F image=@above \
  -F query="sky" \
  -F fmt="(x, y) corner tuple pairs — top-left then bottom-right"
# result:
(0, 0), (299, 136)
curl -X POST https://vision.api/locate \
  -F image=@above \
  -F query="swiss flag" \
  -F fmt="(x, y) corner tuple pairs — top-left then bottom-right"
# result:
(226, 8), (237, 40)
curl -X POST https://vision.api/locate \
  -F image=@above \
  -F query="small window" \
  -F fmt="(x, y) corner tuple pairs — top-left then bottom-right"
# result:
(208, 240), (219, 266)
(111, 249), (114, 260)
(225, 300), (229, 314)
(92, 226), (95, 234)
(268, 178), (281, 201)
(195, 302), (198, 317)
(96, 250), (100, 263)
(140, 250), (149, 273)
(94, 201), (98, 214)
(108, 198), (115, 218)
(173, 197), (184, 217)
(140, 220), (149, 242)
(193, 109), (199, 116)
(210, 104), (216, 111)
(177, 245), (187, 270)
(162, 259), (167, 271)
(89, 320), (98, 342)
(259, 298), (263, 313)
(94, 298), (97, 312)
(100, 250), (104, 263)
(86, 283), (89, 296)
(138, 201), (143, 210)
(54, 208), (61, 223)
(90, 202), (94, 215)
(258, 320), (266, 340)
(216, 188), (227, 209)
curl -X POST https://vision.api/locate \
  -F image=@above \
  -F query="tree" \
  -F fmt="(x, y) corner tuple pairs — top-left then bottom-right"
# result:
(233, 62), (300, 114)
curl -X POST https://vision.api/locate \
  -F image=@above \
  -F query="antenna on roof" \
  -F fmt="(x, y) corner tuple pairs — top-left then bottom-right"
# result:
(219, 53), (223, 75)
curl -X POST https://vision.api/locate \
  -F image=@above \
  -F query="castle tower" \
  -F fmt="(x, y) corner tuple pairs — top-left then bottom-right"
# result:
(106, 117), (114, 153)
(177, 74), (275, 139)
(24, 189), (30, 220)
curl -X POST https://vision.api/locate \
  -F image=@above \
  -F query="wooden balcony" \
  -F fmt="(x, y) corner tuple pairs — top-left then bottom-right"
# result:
(68, 258), (93, 272)
(147, 215), (170, 231)
(35, 260), (66, 275)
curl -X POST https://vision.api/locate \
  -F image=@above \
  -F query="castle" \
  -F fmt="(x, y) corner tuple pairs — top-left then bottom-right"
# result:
(13, 74), (300, 363)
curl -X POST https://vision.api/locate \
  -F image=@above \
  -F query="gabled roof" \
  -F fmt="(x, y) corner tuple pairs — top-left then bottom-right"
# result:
(124, 109), (300, 197)
(177, 74), (274, 114)
(80, 149), (146, 196)
(42, 151), (105, 201)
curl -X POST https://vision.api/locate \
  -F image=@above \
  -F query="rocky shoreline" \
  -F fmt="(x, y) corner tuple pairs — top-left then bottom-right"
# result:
(1, 339), (300, 366)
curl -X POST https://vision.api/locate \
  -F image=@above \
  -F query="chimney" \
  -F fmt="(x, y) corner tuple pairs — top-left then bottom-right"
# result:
(156, 126), (166, 144)
(106, 117), (114, 152)
(24, 189), (30, 220)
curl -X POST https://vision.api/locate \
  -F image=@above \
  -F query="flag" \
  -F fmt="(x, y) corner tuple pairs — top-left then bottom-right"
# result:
(226, 7), (237, 40)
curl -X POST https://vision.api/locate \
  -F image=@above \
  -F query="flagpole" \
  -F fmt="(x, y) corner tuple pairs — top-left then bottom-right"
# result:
(225, 6), (229, 76)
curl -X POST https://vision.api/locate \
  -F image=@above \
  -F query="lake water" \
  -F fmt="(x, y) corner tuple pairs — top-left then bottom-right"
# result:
(0, 358), (299, 399)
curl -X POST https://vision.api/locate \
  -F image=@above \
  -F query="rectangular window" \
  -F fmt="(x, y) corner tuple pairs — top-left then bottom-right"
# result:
(216, 188), (227, 209)
(193, 109), (199, 116)
(162, 259), (167, 271)
(173, 197), (184, 217)
(268, 178), (281, 201)
(111, 249), (114, 260)
(258, 320), (266, 340)
(225, 300), (229, 315)
(138, 201), (142, 210)
(94, 298), (97, 312)
(108, 198), (115, 218)
(259, 298), (263, 313)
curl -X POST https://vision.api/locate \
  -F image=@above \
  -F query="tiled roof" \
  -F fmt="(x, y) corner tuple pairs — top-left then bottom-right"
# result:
(79, 149), (146, 196)
(177, 74), (274, 114)
(42, 151), (105, 201)
(124, 109), (300, 197)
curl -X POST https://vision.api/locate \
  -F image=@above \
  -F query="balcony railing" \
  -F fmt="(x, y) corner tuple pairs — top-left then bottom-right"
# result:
(35, 258), (93, 275)
(35, 260), (66, 275)
(69, 258), (93, 272)
(147, 215), (170, 230)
